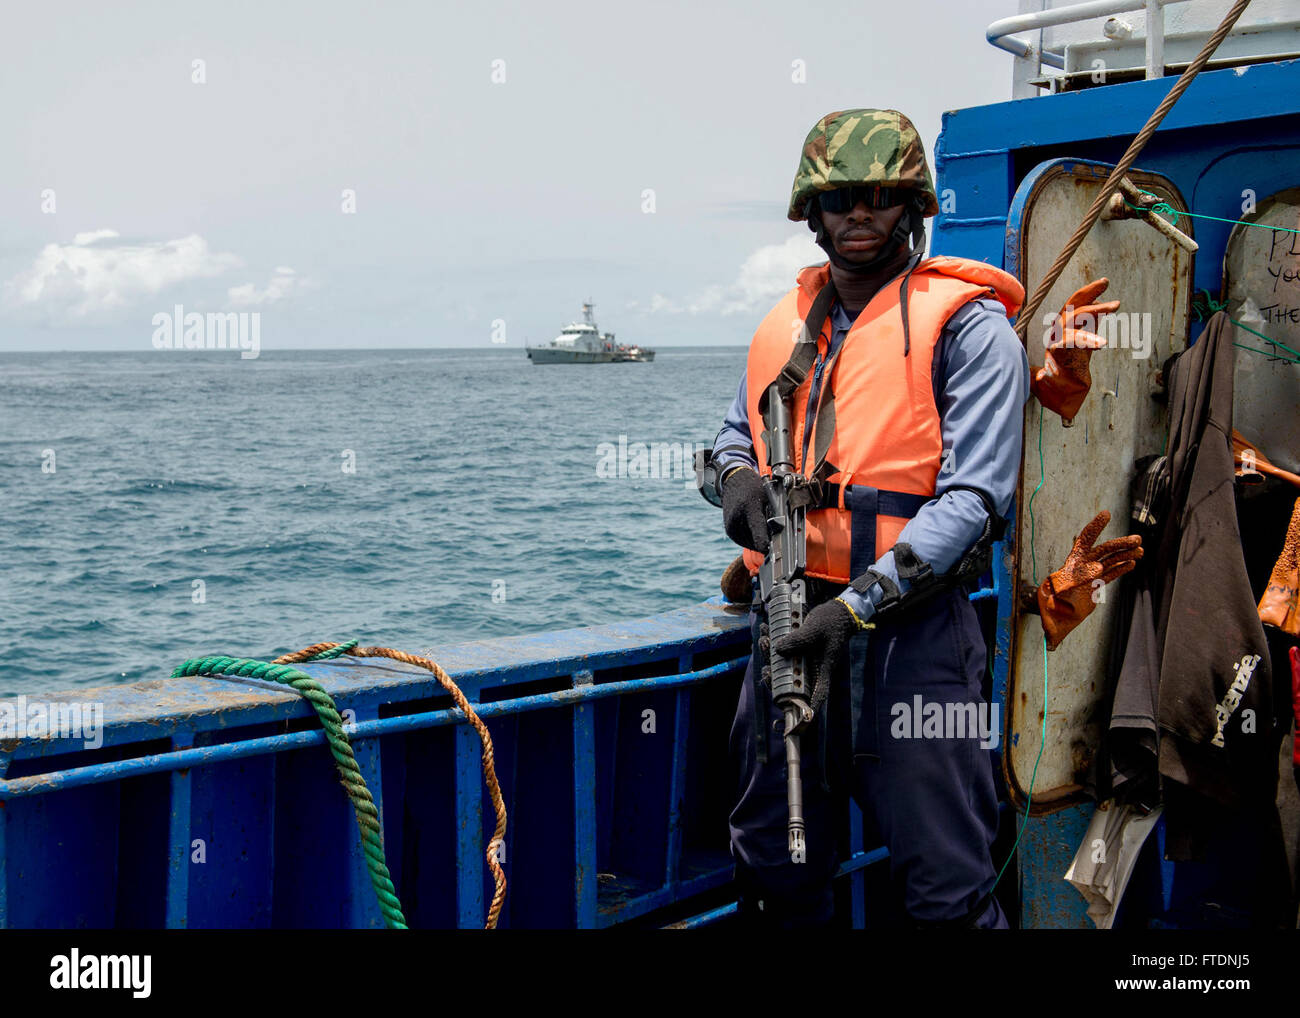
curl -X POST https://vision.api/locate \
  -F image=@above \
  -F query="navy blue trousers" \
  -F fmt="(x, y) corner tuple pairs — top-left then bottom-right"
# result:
(728, 585), (1008, 928)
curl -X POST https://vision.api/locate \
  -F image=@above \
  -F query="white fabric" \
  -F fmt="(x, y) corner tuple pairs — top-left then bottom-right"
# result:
(1064, 800), (1163, 929)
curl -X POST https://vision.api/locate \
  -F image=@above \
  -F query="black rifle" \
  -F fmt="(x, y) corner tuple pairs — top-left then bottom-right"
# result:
(757, 381), (814, 865)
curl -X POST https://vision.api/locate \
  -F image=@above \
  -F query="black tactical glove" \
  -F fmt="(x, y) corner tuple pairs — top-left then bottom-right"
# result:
(720, 467), (770, 555)
(773, 597), (869, 710)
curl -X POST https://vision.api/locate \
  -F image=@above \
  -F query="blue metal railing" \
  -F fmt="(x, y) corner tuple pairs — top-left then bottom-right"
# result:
(0, 657), (748, 800)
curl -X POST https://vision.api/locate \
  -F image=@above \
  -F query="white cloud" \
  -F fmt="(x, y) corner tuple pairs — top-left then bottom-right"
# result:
(633, 234), (824, 316)
(4, 231), (242, 318)
(228, 266), (313, 306)
(72, 228), (120, 246)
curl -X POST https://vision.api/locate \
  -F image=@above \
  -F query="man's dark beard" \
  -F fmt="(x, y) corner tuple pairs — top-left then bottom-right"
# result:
(810, 204), (921, 274)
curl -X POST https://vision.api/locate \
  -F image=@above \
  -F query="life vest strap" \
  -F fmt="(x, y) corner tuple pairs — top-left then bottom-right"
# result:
(807, 252), (926, 480)
(757, 280), (838, 423)
(838, 485), (928, 583)
(816, 483), (930, 517)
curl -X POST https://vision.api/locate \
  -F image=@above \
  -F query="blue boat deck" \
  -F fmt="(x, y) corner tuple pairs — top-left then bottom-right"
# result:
(0, 600), (770, 928)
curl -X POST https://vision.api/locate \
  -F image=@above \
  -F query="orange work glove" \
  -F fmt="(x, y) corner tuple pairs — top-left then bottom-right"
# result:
(1037, 510), (1143, 651)
(721, 555), (754, 605)
(1233, 430), (1300, 489)
(1031, 278), (1121, 425)
(1259, 496), (1300, 635)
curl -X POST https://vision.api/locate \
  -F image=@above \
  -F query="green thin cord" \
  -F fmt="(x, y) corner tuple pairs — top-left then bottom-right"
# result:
(1229, 315), (1300, 360)
(1197, 288), (1300, 359)
(1123, 190), (1300, 235)
(1233, 341), (1300, 365)
(1127, 199), (1300, 360)
(992, 404), (1050, 894)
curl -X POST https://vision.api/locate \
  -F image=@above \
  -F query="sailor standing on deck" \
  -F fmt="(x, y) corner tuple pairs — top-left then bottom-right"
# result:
(710, 109), (1031, 928)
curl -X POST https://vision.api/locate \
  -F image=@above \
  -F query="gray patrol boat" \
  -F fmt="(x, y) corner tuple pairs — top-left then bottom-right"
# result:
(526, 301), (654, 363)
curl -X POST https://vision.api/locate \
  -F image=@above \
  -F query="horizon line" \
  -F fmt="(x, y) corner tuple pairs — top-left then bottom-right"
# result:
(0, 342), (751, 354)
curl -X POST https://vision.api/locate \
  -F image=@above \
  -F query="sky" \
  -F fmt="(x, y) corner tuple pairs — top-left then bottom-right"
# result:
(0, 0), (1020, 352)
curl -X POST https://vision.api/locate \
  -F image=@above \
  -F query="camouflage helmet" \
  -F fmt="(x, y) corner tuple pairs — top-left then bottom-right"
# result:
(788, 109), (939, 222)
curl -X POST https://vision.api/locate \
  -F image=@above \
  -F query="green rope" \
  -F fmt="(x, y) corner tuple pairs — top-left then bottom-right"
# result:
(1192, 286), (1229, 322)
(171, 645), (408, 929)
(300, 638), (360, 661)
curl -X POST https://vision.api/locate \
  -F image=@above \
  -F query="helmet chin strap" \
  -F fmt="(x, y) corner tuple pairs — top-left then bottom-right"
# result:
(810, 201), (928, 274)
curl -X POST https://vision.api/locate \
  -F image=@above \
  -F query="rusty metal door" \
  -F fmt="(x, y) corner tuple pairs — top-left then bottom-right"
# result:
(1003, 158), (1193, 810)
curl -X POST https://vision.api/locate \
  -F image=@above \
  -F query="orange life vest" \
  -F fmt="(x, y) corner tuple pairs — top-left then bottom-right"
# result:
(741, 256), (1024, 583)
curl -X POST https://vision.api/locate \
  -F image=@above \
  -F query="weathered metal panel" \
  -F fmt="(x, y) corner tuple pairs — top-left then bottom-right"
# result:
(6, 783), (120, 927)
(1018, 804), (1096, 929)
(1042, 0), (1300, 78)
(1005, 158), (1191, 807)
(270, 744), (365, 927)
(164, 735), (193, 928)
(666, 678), (692, 887)
(187, 751), (276, 928)
(1222, 186), (1300, 474)
(572, 672), (598, 929)
(604, 683), (675, 891)
(388, 724), (458, 929)
(509, 702), (577, 926)
(345, 721), (386, 930)
(454, 704), (485, 928)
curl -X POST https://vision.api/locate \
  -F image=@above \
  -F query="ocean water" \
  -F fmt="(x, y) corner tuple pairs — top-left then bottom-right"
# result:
(0, 347), (746, 692)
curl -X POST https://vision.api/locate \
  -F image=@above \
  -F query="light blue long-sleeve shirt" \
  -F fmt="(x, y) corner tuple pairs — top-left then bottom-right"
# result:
(713, 292), (1031, 622)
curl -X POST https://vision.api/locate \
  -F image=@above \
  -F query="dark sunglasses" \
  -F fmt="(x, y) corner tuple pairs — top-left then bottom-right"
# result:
(815, 186), (905, 213)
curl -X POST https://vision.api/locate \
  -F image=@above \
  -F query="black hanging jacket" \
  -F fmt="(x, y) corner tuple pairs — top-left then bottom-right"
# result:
(1108, 312), (1275, 857)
